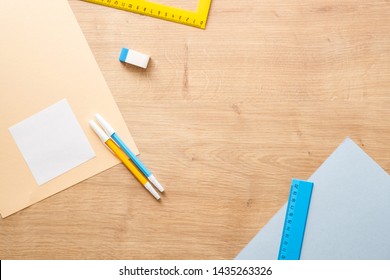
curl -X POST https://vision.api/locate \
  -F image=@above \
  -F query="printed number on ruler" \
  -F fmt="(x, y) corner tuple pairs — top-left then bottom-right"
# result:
(278, 179), (314, 260)
(82, 0), (212, 29)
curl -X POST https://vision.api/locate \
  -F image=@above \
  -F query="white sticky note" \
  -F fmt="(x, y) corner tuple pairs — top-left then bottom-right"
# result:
(9, 99), (95, 185)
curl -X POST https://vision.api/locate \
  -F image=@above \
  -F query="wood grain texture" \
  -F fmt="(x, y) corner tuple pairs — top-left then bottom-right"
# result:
(0, 0), (389, 259)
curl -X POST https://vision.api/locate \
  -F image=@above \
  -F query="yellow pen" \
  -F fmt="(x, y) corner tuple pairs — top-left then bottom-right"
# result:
(89, 120), (160, 200)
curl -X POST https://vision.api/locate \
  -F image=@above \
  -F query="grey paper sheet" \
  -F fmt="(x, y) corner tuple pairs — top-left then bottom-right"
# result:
(235, 138), (390, 260)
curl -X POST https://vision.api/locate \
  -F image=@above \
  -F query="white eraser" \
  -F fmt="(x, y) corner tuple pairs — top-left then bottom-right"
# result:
(119, 47), (150, 69)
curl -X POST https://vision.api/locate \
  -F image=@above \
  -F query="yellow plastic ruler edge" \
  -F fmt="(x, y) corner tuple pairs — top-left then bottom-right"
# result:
(82, 0), (212, 29)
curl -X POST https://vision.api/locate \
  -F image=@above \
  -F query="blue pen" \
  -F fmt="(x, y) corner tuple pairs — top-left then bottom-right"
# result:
(95, 114), (164, 192)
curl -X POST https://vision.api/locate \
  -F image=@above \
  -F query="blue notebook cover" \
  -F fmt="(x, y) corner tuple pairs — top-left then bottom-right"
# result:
(236, 138), (390, 260)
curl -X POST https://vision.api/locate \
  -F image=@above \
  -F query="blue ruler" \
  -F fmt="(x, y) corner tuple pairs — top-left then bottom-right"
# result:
(278, 179), (314, 260)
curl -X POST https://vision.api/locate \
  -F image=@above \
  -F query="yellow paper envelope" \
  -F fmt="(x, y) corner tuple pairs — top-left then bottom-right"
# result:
(0, 0), (139, 218)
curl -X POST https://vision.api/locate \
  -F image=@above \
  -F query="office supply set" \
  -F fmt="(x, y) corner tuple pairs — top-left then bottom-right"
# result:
(0, 0), (213, 216)
(1, 0), (389, 262)
(90, 114), (164, 200)
(0, 0), (162, 217)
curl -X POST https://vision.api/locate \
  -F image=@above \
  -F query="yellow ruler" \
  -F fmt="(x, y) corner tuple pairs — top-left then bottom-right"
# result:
(82, 0), (212, 29)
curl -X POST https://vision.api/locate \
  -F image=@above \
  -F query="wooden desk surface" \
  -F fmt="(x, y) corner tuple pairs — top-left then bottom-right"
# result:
(1, 0), (389, 259)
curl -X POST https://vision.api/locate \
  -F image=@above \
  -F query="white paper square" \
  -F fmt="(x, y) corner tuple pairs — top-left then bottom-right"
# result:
(9, 99), (95, 185)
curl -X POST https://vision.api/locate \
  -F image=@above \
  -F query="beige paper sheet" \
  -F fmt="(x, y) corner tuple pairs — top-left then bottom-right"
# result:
(0, 0), (139, 218)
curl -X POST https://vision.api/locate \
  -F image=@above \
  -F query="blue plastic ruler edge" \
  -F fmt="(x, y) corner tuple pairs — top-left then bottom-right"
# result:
(278, 179), (314, 260)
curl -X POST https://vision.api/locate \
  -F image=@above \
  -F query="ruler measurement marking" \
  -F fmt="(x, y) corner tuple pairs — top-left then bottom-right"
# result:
(82, 0), (211, 29)
(278, 179), (313, 260)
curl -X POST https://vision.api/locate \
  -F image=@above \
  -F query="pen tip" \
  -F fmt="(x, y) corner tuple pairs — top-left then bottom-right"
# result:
(145, 182), (160, 200)
(149, 175), (165, 193)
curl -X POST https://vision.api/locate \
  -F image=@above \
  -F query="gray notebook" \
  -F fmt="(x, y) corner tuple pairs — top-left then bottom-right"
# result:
(236, 138), (390, 260)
